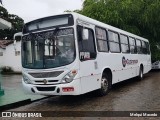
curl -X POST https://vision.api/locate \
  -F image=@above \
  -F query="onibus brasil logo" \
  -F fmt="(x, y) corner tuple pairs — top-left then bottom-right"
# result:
(122, 56), (138, 67)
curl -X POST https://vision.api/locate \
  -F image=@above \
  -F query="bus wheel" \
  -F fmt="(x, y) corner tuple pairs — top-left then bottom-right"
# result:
(98, 73), (111, 96)
(139, 66), (143, 80)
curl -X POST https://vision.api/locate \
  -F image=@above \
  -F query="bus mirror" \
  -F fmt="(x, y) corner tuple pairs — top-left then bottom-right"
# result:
(82, 29), (89, 40)
(14, 36), (21, 41)
(13, 32), (22, 41)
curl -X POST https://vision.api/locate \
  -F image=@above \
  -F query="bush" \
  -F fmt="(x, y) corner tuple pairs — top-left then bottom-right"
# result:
(0, 66), (13, 73)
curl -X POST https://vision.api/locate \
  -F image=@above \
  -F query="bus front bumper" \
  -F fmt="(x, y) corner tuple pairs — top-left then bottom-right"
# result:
(22, 79), (81, 96)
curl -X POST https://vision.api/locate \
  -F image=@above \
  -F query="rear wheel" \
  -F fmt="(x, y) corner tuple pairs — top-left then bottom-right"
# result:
(97, 73), (111, 96)
(138, 66), (143, 80)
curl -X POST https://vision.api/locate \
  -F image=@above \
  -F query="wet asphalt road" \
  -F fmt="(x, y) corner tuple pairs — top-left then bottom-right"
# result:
(4, 70), (160, 119)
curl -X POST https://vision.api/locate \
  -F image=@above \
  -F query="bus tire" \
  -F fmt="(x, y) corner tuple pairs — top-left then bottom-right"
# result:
(138, 66), (143, 80)
(97, 73), (111, 96)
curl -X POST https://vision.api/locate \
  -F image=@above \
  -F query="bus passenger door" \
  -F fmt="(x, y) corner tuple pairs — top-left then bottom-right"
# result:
(77, 25), (100, 94)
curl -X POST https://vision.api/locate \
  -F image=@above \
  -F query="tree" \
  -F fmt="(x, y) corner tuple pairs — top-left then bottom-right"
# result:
(0, 6), (8, 19)
(0, 6), (24, 40)
(76, 0), (160, 61)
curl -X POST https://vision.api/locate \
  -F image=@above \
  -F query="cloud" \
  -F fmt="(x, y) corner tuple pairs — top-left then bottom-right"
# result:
(3, 0), (82, 23)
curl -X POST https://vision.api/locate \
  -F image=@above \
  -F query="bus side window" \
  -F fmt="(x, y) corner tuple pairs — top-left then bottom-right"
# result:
(136, 39), (142, 54)
(95, 27), (108, 52)
(120, 34), (130, 53)
(141, 41), (147, 54)
(129, 37), (137, 54)
(77, 26), (96, 61)
(145, 42), (150, 54)
(108, 31), (120, 53)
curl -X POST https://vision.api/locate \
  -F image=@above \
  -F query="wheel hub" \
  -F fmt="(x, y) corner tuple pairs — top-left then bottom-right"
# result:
(101, 77), (109, 92)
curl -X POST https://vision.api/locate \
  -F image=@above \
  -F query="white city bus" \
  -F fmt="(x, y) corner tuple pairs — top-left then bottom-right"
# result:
(21, 12), (151, 96)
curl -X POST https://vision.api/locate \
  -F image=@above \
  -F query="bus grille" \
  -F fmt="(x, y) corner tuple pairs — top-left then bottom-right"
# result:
(36, 87), (56, 91)
(34, 80), (59, 85)
(29, 71), (63, 78)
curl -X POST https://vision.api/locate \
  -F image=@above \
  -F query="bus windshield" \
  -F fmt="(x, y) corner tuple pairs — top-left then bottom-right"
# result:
(22, 28), (75, 69)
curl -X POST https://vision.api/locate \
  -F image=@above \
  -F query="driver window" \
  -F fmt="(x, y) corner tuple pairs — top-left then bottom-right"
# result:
(77, 25), (96, 61)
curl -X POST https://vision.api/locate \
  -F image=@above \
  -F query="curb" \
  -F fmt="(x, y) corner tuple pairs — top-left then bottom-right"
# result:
(31, 96), (53, 103)
(0, 97), (51, 111)
(1, 72), (22, 75)
(0, 99), (31, 111)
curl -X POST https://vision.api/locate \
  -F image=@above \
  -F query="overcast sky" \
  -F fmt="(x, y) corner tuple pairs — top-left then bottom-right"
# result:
(3, 0), (83, 23)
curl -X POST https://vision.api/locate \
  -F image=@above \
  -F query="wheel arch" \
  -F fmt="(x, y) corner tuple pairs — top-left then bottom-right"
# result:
(140, 63), (144, 72)
(102, 67), (112, 85)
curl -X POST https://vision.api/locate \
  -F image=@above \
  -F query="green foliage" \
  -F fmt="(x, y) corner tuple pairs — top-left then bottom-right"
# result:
(1, 66), (13, 73)
(0, 6), (24, 40)
(75, 0), (160, 61)
(0, 6), (8, 18)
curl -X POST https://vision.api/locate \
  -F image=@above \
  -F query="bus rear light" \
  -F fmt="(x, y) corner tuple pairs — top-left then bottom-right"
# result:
(62, 87), (74, 92)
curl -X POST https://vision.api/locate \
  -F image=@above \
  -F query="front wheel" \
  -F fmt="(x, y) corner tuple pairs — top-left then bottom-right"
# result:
(97, 73), (111, 96)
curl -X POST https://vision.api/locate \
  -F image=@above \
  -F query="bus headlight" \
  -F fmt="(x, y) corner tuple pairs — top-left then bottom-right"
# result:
(62, 70), (77, 83)
(22, 74), (32, 84)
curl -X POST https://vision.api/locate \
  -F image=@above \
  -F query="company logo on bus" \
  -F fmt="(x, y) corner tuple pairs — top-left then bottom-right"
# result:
(43, 79), (47, 84)
(122, 56), (138, 67)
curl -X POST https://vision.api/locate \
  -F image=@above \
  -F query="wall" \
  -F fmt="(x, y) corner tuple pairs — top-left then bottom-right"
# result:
(1, 41), (21, 72)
